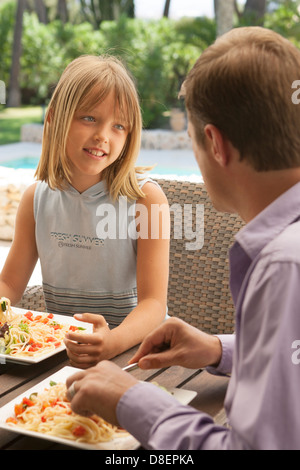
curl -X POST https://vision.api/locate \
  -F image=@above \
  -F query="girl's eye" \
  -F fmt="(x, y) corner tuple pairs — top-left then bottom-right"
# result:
(114, 124), (125, 131)
(82, 116), (95, 122)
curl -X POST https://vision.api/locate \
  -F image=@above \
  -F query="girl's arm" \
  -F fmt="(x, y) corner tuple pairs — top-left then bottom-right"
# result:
(65, 182), (170, 367)
(110, 181), (170, 351)
(0, 183), (38, 304)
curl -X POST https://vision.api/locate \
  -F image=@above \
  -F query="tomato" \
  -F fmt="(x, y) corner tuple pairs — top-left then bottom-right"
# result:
(22, 397), (34, 407)
(14, 403), (24, 416)
(24, 312), (33, 321)
(47, 313), (54, 319)
(72, 425), (86, 437)
(28, 342), (42, 352)
(46, 337), (56, 342)
(6, 417), (18, 424)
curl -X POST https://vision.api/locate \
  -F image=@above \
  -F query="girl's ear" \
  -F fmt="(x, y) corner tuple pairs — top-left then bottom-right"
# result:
(204, 124), (230, 168)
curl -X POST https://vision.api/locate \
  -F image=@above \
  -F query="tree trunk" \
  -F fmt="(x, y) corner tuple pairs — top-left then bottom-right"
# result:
(215, 0), (234, 37)
(7, 0), (25, 107)
(34, 0), (47, 24)
(57, 0), (68, 23)
(163, 0), (171, 17)
(244, 0), (266, 25)
(79, 0), (135, 28)
(0, 81), (5, 105)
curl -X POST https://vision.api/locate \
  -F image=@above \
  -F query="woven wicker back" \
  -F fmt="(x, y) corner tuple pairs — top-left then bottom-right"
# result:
(155, 178), (244, 334)
(16, 285), (46, 312)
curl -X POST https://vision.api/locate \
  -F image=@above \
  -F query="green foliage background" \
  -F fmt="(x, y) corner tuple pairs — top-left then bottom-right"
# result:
(0, 1), (215, 128)
(1, 1), (300, 128)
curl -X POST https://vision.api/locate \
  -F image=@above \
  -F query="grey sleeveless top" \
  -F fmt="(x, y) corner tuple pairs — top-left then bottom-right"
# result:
(34, 178), (157, 327)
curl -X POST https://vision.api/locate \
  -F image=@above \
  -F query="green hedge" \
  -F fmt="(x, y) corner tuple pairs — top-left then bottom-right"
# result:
(0, 1), (215, 128)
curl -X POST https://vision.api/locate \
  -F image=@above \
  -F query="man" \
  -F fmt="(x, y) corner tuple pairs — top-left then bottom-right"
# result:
(66, 27), (300, 449)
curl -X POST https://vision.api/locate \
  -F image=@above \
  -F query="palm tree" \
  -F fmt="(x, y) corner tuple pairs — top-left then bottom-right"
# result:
(214, 0), (234, 37)
(79, 0), (135, 29)
(57, 0), (68, 23)
(235, 0), (267, 26)
(0, 81), (5, 105)
(7, 0), (26, 107)
(163, 0), (171, 17)
(34, 0), (48, 23)
(215, 0), (267, 36)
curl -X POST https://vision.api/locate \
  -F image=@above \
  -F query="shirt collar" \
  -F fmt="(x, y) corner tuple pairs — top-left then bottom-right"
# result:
(235, 181), (300, 261)
(66, 180), (108, 198)
(229, 182), (300, 305)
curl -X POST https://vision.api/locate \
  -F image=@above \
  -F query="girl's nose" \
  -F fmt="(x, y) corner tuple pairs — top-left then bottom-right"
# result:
(94, 125), (109, 144)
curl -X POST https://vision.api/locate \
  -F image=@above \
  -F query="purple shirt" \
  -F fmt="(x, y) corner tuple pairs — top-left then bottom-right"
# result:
(117, 182), (300, 449)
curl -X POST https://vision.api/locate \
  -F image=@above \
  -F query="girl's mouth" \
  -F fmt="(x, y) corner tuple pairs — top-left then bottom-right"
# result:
(84, 148), (107, 160)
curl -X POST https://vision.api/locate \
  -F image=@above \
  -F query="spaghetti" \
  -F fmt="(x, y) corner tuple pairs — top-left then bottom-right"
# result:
(0, 297), (85, 357)
(6, 382), (127, 444)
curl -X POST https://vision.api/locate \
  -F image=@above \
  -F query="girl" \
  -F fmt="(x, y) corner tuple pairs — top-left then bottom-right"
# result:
(0, 55), (170, 368)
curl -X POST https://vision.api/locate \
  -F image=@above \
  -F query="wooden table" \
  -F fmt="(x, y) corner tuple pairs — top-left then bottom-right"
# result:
(0, 346), (229, 450)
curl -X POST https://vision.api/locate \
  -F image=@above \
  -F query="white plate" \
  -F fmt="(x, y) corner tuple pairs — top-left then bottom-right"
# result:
(0, 366), (197, 450)
(0, 307), (92, 365)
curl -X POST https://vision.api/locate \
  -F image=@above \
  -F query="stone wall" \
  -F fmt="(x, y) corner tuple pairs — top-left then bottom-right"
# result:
(0, 168), (35, 241)
(21, 123), (44, 143)
(141, 129), (192, 150)
(0, 184), (22, 240)
(21, 124), (192, 150)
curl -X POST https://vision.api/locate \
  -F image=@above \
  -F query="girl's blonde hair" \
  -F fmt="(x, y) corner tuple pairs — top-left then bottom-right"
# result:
(35, 54), (149, 200)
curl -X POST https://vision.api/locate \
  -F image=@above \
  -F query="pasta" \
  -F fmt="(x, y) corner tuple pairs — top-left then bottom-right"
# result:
(6, 382), (128, 444)
(0, 297), (85, 357)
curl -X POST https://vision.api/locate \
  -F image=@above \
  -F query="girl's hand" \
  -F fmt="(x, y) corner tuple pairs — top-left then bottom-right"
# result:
(64, 313), (113, 368)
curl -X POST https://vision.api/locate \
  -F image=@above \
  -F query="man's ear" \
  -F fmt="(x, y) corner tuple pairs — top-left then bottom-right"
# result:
(204, 124), (229, 167)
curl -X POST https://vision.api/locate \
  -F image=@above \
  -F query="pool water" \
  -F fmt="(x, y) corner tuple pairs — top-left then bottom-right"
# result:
(0, 156), (201, 178)
(0, 156), (40, 170)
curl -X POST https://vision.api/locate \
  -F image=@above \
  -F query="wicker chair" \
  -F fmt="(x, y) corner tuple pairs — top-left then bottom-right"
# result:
(16, 179), (244, 334)
(16, 285), (46, 312)
(156, 178), (243, 334)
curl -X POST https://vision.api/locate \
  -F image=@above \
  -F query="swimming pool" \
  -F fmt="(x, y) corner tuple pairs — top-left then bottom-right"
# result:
(0, 156), (40, 170)
(0, 142), (203, 182)
(0, 150), (202, 180)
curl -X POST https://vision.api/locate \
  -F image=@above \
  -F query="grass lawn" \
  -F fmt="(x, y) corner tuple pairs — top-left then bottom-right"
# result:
(0, 106), (43, 145)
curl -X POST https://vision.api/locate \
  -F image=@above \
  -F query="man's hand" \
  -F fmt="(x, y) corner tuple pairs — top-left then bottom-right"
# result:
(129, 317), (222, 370)
(66, 361), (138, 425)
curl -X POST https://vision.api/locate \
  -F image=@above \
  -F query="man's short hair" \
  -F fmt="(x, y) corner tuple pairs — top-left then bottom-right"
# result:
(182, 27), (300, 171)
